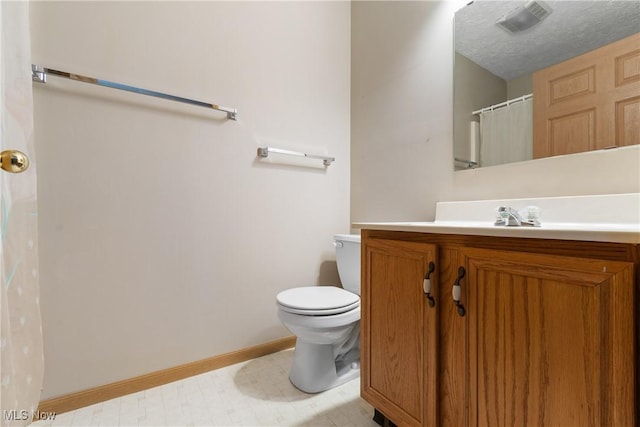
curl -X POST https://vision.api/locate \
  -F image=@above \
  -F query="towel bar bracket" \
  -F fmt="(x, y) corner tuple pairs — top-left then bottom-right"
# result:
(32, 65), (46, 83)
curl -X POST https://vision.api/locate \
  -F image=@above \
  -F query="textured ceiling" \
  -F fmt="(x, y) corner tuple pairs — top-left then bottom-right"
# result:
(455, 0), (640, 81)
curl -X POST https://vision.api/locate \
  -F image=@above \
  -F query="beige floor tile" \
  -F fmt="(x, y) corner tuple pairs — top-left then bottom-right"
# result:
(31, 349), (378, 427)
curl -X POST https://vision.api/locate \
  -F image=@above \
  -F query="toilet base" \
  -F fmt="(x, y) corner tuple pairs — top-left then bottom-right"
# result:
(289, 340), (360, 394)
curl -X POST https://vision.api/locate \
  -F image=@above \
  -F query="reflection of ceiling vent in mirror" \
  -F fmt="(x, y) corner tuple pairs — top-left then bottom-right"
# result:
(496, 1), (552, 34)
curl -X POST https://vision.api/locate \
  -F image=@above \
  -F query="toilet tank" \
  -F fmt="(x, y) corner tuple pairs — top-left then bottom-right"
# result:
(334, 234), (361, 295)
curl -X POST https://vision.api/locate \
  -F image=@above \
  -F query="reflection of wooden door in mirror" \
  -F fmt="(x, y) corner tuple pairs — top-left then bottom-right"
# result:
(533, 32), (640, 159)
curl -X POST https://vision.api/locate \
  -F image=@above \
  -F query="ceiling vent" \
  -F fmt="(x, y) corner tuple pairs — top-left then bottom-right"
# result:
(496, 1), (553, 34)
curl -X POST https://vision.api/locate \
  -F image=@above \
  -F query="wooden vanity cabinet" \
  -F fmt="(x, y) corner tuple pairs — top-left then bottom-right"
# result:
(361, 238), (438, 427)
(360, 230), (638, 427)
(463, 247), (635, 427)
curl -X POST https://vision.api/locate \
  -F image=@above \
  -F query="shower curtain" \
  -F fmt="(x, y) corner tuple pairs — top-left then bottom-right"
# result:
(479, 97), (533, 167)
(1, 2), (44, 426)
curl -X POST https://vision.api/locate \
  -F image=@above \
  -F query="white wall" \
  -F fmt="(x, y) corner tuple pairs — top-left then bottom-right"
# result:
(351, 1), (640, 224)
(31, 0), (640, 401)
(453, 53), (506, 165)
(507, 73), (532, 99)
(30, 1), (351, 399)
(351, 1), (459, 222)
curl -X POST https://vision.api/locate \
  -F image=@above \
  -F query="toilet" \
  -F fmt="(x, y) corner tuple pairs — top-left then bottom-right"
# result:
(276, 234), (361, 393)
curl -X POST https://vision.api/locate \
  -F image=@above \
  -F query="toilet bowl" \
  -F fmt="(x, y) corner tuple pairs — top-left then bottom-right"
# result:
(276, 234), (361, 393)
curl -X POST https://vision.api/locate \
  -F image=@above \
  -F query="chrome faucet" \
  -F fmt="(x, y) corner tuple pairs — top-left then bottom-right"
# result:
(495, 206), (540, 227)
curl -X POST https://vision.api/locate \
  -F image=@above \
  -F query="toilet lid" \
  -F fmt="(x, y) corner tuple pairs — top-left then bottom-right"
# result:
(277, 287), (360, 316)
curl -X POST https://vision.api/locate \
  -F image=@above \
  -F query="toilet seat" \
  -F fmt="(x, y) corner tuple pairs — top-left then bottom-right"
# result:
(277, 287), (360, 316)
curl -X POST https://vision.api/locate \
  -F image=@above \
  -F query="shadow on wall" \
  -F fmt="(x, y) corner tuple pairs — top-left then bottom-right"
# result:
(317, 259), (340, 287)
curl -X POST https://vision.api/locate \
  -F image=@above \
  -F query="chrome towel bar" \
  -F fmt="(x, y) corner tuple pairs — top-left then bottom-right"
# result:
(31, 65), (238, 120)
(257, 147), (335, 166)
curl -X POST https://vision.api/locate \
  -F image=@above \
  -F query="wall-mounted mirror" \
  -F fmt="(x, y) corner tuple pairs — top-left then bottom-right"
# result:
(453, 0), (640, 170)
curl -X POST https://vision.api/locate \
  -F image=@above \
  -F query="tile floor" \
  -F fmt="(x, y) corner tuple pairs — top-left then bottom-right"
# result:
(31, 349), (379, 427)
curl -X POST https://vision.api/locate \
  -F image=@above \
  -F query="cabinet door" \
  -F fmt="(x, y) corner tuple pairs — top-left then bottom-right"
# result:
(461, 248), (635, 427)
(362, 238), (438, 427)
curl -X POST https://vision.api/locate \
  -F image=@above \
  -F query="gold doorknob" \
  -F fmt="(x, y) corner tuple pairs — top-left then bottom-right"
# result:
(0, 150), (30, 173)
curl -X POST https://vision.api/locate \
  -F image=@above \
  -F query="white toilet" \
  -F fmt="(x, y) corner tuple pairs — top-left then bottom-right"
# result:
(276, 234), (361, 393)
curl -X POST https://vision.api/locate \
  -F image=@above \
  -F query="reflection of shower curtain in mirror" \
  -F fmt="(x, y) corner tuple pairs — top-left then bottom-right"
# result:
(479, 98), (532, 167)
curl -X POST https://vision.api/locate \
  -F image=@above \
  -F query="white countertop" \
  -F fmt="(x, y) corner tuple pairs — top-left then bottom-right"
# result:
(354, 193), (640, 244)
(353, 220), (640, 244)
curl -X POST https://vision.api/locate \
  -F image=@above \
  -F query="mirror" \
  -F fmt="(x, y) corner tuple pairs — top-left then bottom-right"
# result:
(453, 0), (640, 170)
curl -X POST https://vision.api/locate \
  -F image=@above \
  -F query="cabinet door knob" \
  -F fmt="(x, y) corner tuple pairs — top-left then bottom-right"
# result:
(423, 261), (436, 308)
(452, 266), (466, 317)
